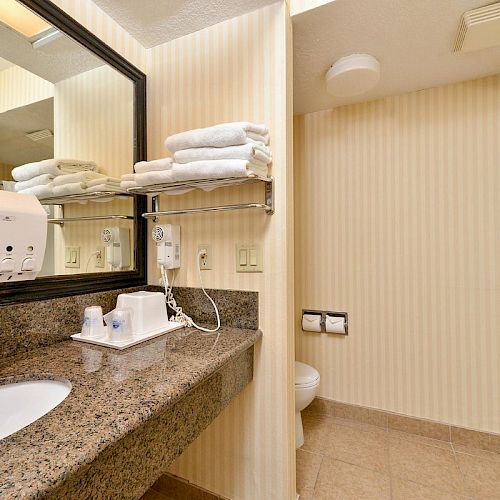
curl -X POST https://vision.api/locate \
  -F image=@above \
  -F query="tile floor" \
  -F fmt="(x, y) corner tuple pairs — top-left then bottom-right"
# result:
(297, 407), (500, 500)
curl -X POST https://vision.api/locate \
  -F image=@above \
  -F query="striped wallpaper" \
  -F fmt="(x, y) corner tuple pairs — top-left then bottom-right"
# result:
(53, 65), (134, 274)
(295, 75), (500, 434)
(146, 3), (295, 499)
(0, 65), (53, 114)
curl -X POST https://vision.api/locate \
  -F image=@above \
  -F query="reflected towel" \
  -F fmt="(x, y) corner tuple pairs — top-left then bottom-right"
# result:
(86, 176), (121, 187)
(86, 184), (126, 193)
(165, 122), (270, 152)
(17, 183), (54, 199)
(134, 158), (173, 173)
(14, 174), (55, 191)
(53, 182), (86, 196)
(173, 143), (272, 165)
(12, 159), (98, 181)
(53, 171), (105, 186)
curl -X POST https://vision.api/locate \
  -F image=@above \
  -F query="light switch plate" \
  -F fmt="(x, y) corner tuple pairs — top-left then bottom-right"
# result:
(65, 246), (80, 268)
(236, 243), (263, 272)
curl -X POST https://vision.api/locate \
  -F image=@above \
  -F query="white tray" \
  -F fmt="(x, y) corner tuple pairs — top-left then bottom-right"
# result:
(71, 321), (184, 350)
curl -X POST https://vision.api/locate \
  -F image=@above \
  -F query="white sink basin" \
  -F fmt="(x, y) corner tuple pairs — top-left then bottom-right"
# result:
(0, 379), (72, 440)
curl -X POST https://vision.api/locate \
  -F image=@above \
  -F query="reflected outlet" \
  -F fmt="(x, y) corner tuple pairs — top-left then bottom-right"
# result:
(95, 246), (105, 268)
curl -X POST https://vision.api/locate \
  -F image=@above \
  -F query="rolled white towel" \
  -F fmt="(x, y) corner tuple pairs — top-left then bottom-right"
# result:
(174, 143), (272, 165)
(53, 171), (105, 187)
(53, 182), (86, 196)
(17, 183), (54, 199)
(134, 158), (173, 173)
(14, 173), (55, 192)
(172, 160), (268, 181)
(12, 159), (61, 181)
(57, 159), (98, 174)
(165, 122), (269, 153)
(86, 176), (121, 187)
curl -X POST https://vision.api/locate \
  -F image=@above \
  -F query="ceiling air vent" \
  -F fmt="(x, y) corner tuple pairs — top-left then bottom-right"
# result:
(25, 129), (53, 142)
(454, 2), (500, 53)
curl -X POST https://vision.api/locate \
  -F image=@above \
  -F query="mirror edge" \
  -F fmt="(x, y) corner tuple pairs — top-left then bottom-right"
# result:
(0, 0), (147, 306)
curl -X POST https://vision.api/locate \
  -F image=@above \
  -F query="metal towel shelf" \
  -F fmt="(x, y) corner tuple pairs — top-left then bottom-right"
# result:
(127, 176), (274, 221)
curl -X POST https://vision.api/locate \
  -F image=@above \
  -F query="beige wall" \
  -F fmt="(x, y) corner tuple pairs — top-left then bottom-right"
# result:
(295, 75), (500, 434)
(53, 65), (135, 274)
(146, 3), (295, 499)
(0, 65), (53, 114)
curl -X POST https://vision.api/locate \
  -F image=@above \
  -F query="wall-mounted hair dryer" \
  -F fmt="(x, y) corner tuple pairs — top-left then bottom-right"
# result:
(152, 224), (180, 269)
(101, 227), (130, 270)
(0, 191), (48, 282)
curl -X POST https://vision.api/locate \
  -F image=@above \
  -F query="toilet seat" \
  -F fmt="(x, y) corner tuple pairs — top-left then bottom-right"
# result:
(295, 361), (320, 388)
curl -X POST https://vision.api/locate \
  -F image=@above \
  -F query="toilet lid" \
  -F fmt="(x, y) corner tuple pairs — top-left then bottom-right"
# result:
(295, 361), (320, 387)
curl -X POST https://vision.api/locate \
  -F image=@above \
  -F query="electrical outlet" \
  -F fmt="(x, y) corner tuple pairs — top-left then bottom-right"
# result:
(198, 244), (212, 270)
(65, 246), (80, 268)
(95, 246), (105, 268)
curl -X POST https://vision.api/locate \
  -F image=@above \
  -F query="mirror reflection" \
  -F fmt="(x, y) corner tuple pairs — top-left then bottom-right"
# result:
(0, 0), (135, 277)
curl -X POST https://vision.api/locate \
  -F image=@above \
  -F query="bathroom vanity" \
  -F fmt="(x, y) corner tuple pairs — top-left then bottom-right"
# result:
(0, 326), (261, 499)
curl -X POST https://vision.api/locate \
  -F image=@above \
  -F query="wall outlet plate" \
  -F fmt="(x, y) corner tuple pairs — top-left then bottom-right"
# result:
(236, 243), (263, 273)
(198, 244), (212, 270)
(65, 246), (80, 268)
(95, 246), (105, 268)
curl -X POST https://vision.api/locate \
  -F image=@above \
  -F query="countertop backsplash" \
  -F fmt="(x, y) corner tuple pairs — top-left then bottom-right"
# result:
(0, 285), (258, 360)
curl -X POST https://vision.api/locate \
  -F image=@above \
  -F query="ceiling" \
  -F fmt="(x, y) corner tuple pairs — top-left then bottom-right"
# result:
(293, 0), (500, 114)
(0, 56), (13, 72)
(0, 23), (104, 83)
(0, 98), (54, 167)
(91, 0), (278, 48)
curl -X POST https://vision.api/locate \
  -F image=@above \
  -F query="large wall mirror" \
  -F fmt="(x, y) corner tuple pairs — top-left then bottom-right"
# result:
(0, 0), (147, 305)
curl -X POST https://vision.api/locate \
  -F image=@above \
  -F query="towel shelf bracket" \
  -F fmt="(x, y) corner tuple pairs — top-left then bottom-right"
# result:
(131, 176), (274, 220)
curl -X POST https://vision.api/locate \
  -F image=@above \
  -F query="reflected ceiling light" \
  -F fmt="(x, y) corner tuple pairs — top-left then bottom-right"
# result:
(325, 54), (380, 97)
(0, 0), (51, 38)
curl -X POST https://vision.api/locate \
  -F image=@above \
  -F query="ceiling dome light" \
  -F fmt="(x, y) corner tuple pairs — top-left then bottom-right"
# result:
(325, 54), (380, 97)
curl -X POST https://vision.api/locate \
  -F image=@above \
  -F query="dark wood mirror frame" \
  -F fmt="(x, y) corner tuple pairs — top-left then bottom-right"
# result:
(0, 0), (147, 306)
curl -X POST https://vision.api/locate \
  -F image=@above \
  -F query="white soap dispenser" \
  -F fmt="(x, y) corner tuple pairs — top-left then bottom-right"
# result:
(0, 191), (48, 282)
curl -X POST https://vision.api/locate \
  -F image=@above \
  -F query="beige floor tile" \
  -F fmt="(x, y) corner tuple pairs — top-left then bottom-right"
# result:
(333, 402), (388, 429)
(296, 449), (322, 498)
(329, 416), (389, 435)
(455, 451), (500, 499)
(391, 477), (468, 500)
(451, 426), (491, 451)
(389, 436), (467, 495)
(389, 429), (453, 450)
(314, 457), (390, 499)
(301, 413), (336, 454)
(453, 444), (500, 463)
(301, 413), (390, 473)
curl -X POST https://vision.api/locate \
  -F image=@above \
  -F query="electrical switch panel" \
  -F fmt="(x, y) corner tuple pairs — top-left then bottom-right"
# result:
(236, 243), (263, 272)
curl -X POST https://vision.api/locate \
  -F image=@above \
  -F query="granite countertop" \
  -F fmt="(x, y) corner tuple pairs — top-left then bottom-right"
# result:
(0, 326), (262, 499)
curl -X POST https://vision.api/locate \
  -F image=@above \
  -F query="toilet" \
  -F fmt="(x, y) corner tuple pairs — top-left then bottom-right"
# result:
(295, 361), (320, 448)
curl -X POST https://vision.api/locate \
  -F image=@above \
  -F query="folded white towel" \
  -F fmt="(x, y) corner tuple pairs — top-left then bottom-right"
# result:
(120, 180), (138, 189)
(165, 122), (270, 152)
(14, 174), (55, 192)
(57, 159), (98, 174)
(173, 143), (272, 165)
(53, 171), (105, 187)
(172, 160), (268, 181)
(86, 184), (126, 193)
(134, 158), (173, 173)
(134, 170), (177, 187)
(86, 176), (121, 187)
(53, 182), (86, 196)
(121, 174), (135, 181)
(17, 183), (54, 199)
